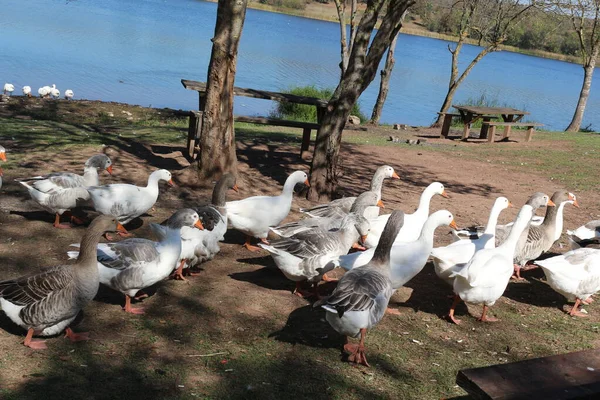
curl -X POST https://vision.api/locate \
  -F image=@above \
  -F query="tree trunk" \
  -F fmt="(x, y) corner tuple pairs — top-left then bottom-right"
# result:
(370, 32), (399, 125)
(197, 0), (248, 180)
(565, 56), (597, 132)
(307, 0), (415, 201)
(432, 45), (492, 127)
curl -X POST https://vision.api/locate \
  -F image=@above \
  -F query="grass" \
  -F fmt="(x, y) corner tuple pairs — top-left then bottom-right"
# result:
(1, 99), (600, 399)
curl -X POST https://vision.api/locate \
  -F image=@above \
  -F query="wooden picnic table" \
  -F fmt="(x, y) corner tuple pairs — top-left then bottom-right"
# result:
(456, 348), (600, 399)
(181, 79), (328, 159)
(440, 105), (530, 141)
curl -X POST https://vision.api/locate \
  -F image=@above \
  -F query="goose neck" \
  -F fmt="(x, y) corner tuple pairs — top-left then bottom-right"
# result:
(82, 167), (100, 186)
(483, 204), (503, 235)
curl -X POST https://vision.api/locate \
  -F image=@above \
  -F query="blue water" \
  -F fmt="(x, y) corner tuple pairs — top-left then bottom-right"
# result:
(1, 0), (598, 131)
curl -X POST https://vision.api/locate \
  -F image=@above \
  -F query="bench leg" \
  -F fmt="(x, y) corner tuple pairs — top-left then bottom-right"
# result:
(525, 126), (534, 142)
(301, 128), (311, 159)
(187, 111), (203, 160)
(487, 125), (496, 143)
(480, 117), (492, 139)
(461, 123), (471, 141)
(441, 114), (453, 138)
(502, 125), (512, 140)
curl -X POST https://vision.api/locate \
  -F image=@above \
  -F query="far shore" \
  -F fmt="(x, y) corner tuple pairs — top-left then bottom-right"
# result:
(203, 0), (581, 65)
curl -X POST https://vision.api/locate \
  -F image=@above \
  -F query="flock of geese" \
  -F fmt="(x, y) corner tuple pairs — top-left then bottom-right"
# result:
(0, 154), (599, 367)
(3, 83), (74, 100)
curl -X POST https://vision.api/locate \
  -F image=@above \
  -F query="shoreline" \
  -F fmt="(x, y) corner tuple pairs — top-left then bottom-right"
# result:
(219, 0), (581, 65)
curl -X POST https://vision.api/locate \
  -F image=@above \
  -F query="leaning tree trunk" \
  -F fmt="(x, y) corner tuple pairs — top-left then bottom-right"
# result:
(370, 32), (399, 125)
(565, 56), (597, 132)
(197, 0), (248, 180)
(307, 0), (415, 201)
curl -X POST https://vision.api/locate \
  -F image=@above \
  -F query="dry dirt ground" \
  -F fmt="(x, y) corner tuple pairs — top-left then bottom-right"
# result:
(0, 99), (599, 399)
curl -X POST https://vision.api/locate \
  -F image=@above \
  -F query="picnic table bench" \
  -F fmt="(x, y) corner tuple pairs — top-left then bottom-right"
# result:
(181, 79), (328, 159)
(456, 348), (600, 399)
(439, 105), (542, 143)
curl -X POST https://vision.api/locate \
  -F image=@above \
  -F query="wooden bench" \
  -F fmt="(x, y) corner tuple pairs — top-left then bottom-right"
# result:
(438, 112), (499, 139)
(456, 348), (600, 399)
(181, 79), (328, 159)
(482, 121), (544, 143)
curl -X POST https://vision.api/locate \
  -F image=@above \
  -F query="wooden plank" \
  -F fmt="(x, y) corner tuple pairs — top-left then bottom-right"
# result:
(441, 112), (455, 138)
(234, 115), (319, 129)
(437, 112), (462, 117)
(483, 122), (543, 127)
(525, 126), (535, 142)
(480, 116), (493, 139)
(301, 127), (311, 160)
(187, 111), (202, 159)
(461, 122), (471, 140)
(182, 79), (328, 108)
(487, 125), (496, 143)
(456, 348), (600, 400)
(453, 105), (529, 116)
(503, 125), (512, 139)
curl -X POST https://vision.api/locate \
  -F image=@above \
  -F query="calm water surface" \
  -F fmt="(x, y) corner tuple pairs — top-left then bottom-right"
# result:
(2, 0), (599, 131)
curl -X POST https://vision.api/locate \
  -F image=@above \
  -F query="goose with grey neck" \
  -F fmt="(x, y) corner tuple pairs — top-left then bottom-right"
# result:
(514, 190), (577, 279)
(226, 170), (309, 251)
(0, 216), (125, 349)
(301, 165), (399, 219)
(16, 154), (113, 228)
(271, 191), (380, 237)
(450, 204), (535, 324)
(68, 211), (204, 314)
(336, 211), (457, 292)
(315, 210), (404, 367)
(151, 174), (238, 278)
(259, 213), (370, 298)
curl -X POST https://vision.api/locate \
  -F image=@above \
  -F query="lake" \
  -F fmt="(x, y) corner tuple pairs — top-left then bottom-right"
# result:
(2, 0), (598, 131)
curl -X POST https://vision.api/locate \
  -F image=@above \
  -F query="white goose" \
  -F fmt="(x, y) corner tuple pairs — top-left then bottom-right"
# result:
(450, 204), (534, 324)
(363, 182), (449, 248)
(314, 210), (404, 367)
(336, 210), (456, 291)
(64, 89), (74, 100)
(68, 211), (204, 314)
(87, 169), (173, 225)
(534, 248), (600, 316)
(16, 154), (113, 228)
(431, 197), (511, 288)
(3, 83), (14, 96)
(22, 86), (32, 97)
(38, 86), (51, 98)
(226, 170), (309, 251)
(259, 213), (371, 297)
(568, 220), (600, 241)
(50, 85), (60, 99)
(301, 165), (399, 219)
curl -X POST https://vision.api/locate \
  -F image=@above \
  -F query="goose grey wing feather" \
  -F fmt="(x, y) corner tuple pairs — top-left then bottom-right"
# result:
(320, 268), (391, 317)
(270, 229), (342, 258)
(98, 240), (160, 270)
(302, 197), (354, 217)
(33, 173), (85, 191)
(0, 265), (74, 306)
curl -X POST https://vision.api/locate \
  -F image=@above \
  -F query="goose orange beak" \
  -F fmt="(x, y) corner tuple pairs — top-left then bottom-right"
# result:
(304, 179), (310, 187)
(232, 184), (239, 193)
(508, 201), (513, 208)
(392, 171), (400, 179)
(168, 179), (175, 187)
(0, 152), (6, 161)
(547, 199), (556, 207)
(377, 200), (385, 208)
(449, 220), (458, 230)
(360, 234), (368, 244)
(116, 223), (128, 233)
(194, 220), (205, 230)
(441, 190), (450, 198)
(106, 165), (113, 175)
(572, 199), (580, 208)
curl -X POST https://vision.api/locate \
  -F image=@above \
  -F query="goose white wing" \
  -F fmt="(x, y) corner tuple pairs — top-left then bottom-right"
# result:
(459, 251), (510, 288)
(24, 172), (86, 193)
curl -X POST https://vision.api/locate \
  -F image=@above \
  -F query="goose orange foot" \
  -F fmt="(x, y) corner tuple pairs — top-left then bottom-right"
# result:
(569, 299), (588, 317)
(344, 329), (370, 367)
(65, 327), (90, 342)
(24, 328), (47, 350)
(385, 307), (401, 315)
(123, 296), (145, 315)
(243, 237), (262, 252)
(477, 305), (498, 322)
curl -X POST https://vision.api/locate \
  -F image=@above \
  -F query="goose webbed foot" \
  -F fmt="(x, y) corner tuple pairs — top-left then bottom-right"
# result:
(385, 307), (401, 315)
(477, 305), (498, 322)
(569, 299), (588, 317)
(64, 328), (90, 342)
(243, 236), (262, 252)
(123, 296), (145, 315)
(24, 329), (47, 350)
(445, 295), (462, 325)
(510, 264), (525, 281)
(321, 273), (338, 283)
(344, 329), (370, 367)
